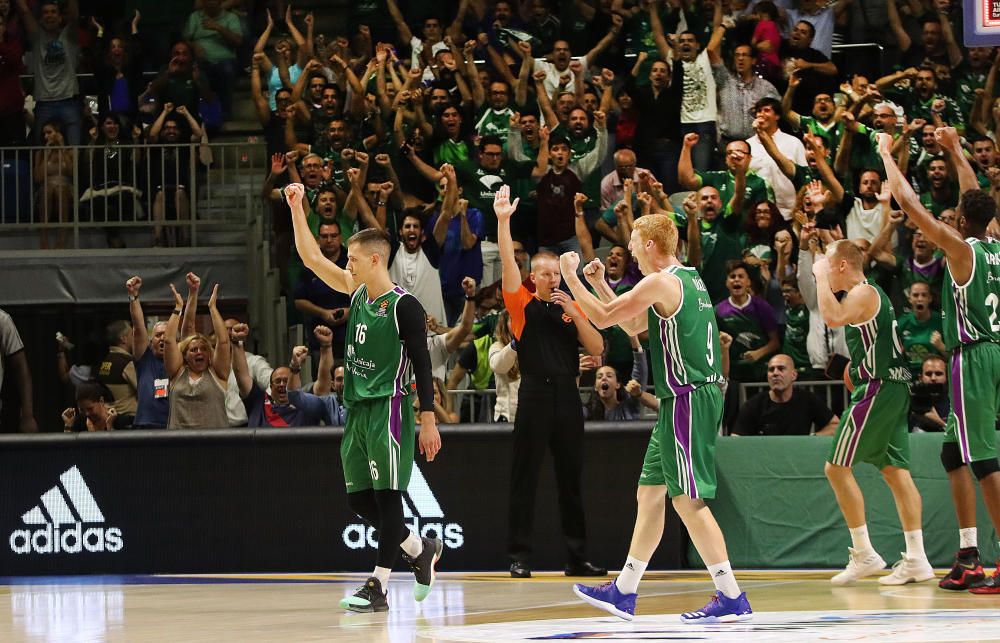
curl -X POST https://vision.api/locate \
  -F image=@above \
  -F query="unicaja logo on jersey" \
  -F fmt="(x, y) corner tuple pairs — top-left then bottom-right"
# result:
(9, 466), (123, 555)
(343, 465), (464, 550)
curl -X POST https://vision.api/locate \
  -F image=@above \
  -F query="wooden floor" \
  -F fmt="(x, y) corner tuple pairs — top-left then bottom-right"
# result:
(1, 570), (998, 642)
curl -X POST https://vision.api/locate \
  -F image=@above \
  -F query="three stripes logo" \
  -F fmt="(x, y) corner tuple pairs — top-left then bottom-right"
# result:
(342, 465), (464, 550)
(9, 466), (123, 555)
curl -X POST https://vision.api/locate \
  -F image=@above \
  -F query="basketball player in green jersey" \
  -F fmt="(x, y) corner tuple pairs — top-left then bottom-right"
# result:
(285, 184), (443, 612)
(551, 213), (752, 623)
(812, 240), (933, 585)
(880, 128), (1000, 592)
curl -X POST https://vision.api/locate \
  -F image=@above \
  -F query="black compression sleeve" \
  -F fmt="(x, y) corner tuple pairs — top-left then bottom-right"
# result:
(396, 294), (436, 413)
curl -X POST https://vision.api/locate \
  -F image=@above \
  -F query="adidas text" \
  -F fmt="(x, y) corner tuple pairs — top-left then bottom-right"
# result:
(10, 524), (123, 554)
(343, 519), (464, 550)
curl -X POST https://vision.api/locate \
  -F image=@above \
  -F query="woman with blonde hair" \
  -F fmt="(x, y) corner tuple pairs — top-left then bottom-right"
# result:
(33, 120), (74, 249)
(164, 282), (230, 428)
(489, 309), (521, 423)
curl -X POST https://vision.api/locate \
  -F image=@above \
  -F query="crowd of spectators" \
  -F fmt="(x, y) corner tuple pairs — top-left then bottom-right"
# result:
(4, 0), (1000, 433)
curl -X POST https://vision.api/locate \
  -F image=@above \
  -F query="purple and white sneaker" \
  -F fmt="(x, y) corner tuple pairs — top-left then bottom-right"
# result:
(680, 590), (752, 623)
(572, 581), (637, 621)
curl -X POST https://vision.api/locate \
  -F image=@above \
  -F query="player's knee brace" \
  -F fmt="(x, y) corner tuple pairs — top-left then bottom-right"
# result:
(940, 441), (966, 472)
(971, 458), (1000, 481)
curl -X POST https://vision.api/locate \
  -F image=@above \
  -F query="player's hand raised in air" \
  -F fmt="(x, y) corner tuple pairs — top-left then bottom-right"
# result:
(284, 182), (305, 208)
(582, 258), (605, 285)
(559, 251), (581, 275)
(493, 184), (519, 220)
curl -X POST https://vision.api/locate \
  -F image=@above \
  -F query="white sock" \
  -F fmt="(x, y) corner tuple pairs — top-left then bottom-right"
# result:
(373, 566), (391, 589)
(849, 525), (872, 551)
(707, 561), (741, 599)
(614, 556), (647, 595)
(400, 531), (423, 558)
(903, 530), (926, 560)
(960, 527), (978, 549)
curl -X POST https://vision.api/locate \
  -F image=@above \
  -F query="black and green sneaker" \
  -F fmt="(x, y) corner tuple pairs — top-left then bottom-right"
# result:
(339, 577), (389, 613)
(401, 537), (443, 601)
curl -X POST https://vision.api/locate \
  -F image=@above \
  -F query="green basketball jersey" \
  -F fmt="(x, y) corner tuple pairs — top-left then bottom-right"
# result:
(845, 281), (911, 385)
(942, 237), (1000, 351)
(648, 266), (722, 399)
(344, 285), (411, 404)
(783, 303), (811, 372)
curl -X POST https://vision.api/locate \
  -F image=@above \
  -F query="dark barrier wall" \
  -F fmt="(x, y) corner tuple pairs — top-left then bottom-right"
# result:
(0, 424), (685, 575)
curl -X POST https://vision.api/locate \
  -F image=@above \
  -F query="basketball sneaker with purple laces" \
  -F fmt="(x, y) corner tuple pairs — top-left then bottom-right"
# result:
(572, 581), (637, 621)
(680, 590), (753, 623)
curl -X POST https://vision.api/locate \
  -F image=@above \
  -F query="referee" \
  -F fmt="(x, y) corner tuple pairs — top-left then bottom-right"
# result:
(494, 186), (607, 579)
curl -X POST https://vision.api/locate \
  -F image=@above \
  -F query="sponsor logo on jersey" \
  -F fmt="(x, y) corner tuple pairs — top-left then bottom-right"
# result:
(343, 465), (464, 551)
(9, 466), (124, 555)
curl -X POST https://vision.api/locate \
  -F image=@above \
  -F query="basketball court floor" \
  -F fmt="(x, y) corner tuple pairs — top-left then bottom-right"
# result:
(1, 570), (998, 642)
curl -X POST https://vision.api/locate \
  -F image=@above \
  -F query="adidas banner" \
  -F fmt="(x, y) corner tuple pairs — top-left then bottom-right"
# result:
(0, 426), (684, 575)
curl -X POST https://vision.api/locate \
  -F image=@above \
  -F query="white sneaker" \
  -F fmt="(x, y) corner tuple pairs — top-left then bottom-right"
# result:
(831, 547), (886, 585)
(878, 553), (935, 585)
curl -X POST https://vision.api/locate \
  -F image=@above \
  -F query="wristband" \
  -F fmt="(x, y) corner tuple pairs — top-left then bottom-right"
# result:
(172, 308), (183, 315)
(465, 295), (476, 301)
(128, 294), (139, 302)
(377, 200), (387, 207)
(289, 366), (302, 373)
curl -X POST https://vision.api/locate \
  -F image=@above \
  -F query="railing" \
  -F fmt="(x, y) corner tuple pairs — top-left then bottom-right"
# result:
(738, 379), (850, 411)
(0, 142), (267, 250)
(451, 380), (850, 426)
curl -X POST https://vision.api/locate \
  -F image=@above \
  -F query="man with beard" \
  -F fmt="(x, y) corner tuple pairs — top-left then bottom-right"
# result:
(389, 211), (447, 326)
(683, 186), (745, 303)
(896, 282), (946, 378)
(651, 25), (717, 173)
(747, 97), (806, 219)
(840, 101), (903, 179)
(680, 135), (773, 223)
(555, 107), (608, 219)
(919, 158), (958, 218)
(532, 19), (623, 97)
(876, 66), (963, 133)
(779, 20), (837, 117)
(843, 170), (891, 243)
(954, 47), (995, 122)
(474, 80), (515, 143)
(887, 1), (962, 71)
(971, 137), (998, 187)
(408, 134), (547, 286)
(289, 61), (344, 143)
(709, 35), (780, 147)
(782, 75), (843, 157)
(232, 325), (327, 428)
(126, 276), (170, 429)
(295, 220), (352, 360)
(733, 353), (838, 436)
(286, 116), (350, 165)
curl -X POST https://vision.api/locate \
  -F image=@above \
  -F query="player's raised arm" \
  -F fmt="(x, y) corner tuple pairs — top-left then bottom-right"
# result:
(811, 252), (877, 328)
(285, 183), (356, 294)
(495, 185), (522, 294)
(878, 132), (972, 280)
(560, 253), (669, 335)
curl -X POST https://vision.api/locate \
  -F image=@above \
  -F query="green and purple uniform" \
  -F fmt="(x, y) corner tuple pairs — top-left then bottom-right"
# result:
(829, 282), (912, 469)
(942, 237), (1000, 463)
(639, 266), (724, 499)
(342, 285), (415, 492)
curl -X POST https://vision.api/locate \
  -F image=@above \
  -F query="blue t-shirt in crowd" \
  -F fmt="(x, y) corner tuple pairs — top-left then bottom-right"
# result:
(133, 350), (169, 428)
(428, 207), (484, 298)
(243, 383), (328, 427)
(321, 393), (348, 426)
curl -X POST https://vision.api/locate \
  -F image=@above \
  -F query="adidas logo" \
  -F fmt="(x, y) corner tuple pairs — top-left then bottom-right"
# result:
(9, 466), (123, 555)
(343, 465), (464, 550)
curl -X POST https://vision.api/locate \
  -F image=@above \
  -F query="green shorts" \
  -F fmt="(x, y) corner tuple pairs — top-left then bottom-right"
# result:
(828, 379), (910, 470)
(944, 341), (1000, 464)
(639, 384), (723, 500)
(341, 395), (414, 492)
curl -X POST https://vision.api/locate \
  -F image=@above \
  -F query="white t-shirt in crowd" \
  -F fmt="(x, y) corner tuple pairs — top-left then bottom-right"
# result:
(747, 129), (807, 219)
(681, 50), (718, 124)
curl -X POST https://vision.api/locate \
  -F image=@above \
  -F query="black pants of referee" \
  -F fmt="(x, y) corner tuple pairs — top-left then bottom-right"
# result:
(507, 375), (587, 565)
